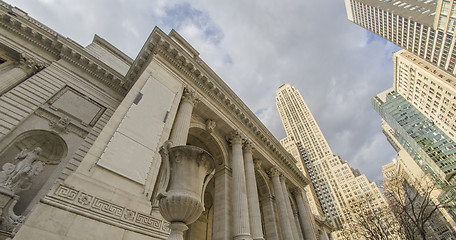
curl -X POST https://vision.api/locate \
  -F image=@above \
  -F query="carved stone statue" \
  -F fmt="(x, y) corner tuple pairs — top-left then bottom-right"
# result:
(0, 147), (45, 194)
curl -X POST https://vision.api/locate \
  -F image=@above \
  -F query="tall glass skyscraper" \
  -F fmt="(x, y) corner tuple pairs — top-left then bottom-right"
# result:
(373, 90), (456, 183)
(345, 0), (456, 76)
(373, 90), (456, 225)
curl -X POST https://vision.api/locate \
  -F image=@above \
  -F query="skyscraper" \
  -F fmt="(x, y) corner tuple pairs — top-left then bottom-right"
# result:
(393, 49), (456, 141)
(373, 90), (456, 183)
(344, 0), (456, 76)
(380, 121), (456, 238)
(276, 84), (343, 228)
(276, 84), (390, 236)
(373, 90), (456, 235)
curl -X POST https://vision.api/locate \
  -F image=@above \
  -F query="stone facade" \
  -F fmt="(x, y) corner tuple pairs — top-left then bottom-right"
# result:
(0, 2), (318, 240)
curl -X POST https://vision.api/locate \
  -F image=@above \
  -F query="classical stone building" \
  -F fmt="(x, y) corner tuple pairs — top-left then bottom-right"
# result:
(0, 2), (323, 240)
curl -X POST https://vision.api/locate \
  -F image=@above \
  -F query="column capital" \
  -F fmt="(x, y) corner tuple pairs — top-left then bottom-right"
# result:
(243, 139), (255, 153)
(181, 87), (200, 106)
(268, 166), (282, 178)
(227, 130), (244, 145)
(279, 174), (288, 183)
(291, 187), (304, 196)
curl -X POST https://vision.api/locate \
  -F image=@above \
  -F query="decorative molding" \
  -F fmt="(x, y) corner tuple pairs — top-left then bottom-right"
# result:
(0, 6), (127, 95)
(47, 86), (106, 127)
(48, 116), (70, 134)
(34, 108), (89, 138)
(18, 53), (45, 73)
(44, 184), (170, 237)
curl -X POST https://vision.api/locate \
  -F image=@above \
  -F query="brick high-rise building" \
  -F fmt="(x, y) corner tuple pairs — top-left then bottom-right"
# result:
(276, 84), (391, 239)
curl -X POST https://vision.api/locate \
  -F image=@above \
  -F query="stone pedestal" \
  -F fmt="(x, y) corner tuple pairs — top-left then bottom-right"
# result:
(0, 187), (24, 234)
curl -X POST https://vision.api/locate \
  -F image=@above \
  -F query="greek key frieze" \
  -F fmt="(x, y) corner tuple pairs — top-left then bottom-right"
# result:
(135, 213), (162, 229)
(54, 184), (79, 201)
(48, 184), (170, 234)
(91, 198), (124, 218)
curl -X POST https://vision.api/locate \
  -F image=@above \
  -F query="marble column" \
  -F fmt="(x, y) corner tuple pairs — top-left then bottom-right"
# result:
(169, 87), (199, 146)
(269, 167), (294, 240)
(259, 195), (280, 240)
(280, 177), (300, 240)
(293, 188), (317, 240)
(213, 166), (231, 240)
(0, 55), (43, 94)
(294, 211), (305, 240)
(243, 142), (264, 240)
(228, 131), (252, 240)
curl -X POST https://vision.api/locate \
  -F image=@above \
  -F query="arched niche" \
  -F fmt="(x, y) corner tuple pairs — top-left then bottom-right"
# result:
(187, 127), (226, 166)
(0, 130), (68, 214)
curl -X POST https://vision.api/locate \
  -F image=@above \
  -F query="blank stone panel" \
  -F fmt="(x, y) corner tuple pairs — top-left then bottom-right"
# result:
(97, 77), (177, 184)
(49, 87), (105, 126)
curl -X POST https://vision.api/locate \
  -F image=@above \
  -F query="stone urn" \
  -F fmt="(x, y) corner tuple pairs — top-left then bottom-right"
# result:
(158, 142), (215, 240)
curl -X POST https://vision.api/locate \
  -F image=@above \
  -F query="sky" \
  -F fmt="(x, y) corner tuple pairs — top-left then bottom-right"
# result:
(6, 0), (401, 184)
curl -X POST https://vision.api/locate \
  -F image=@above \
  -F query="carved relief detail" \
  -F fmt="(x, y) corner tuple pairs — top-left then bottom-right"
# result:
(77, 192), (92, 206)
(34, 108), (89, 138)
(49, 116), (71, 134)
(205, 119), (216, 133)
(49, 184), (170, 235)
(18, 53), (45, 73)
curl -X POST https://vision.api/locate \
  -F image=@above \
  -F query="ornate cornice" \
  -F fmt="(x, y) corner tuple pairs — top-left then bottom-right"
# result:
(0, 5), (127, 95)
(128, 27), (310, 187)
